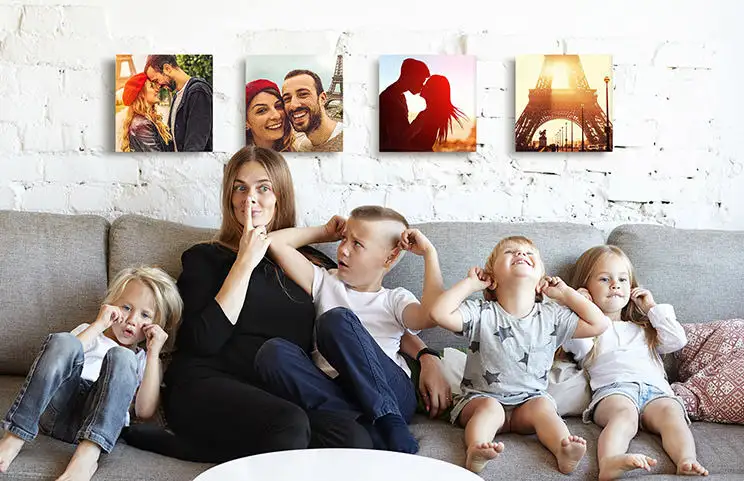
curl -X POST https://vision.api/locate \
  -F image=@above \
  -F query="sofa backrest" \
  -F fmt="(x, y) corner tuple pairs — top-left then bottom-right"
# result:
(108, 215), (215, 282)
(0, 211), (109, 375)
(608, 224), (744, 324)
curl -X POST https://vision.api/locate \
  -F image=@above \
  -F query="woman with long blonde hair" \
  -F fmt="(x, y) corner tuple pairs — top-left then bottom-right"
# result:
(120, 72), (172, 152)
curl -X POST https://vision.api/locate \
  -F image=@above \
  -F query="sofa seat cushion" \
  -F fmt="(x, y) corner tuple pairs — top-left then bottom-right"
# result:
(410, 414), (744, 480)
(0, 376), (212, 480)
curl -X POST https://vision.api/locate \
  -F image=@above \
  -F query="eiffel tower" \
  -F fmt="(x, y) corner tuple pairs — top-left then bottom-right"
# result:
(515, 55), (612, 151)
(325, 55), (343, 109)
(115, 54), (136, 91)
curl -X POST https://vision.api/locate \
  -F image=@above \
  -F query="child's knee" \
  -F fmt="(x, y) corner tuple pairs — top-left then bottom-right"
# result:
(46, 332), (83, 357)
(103, 346), (137, 375)
(317, 307), (358, 339)
(254, 338), (302, 375)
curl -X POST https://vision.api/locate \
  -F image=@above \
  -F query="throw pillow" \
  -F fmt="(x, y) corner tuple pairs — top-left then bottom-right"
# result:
(671, 319), (744, 424)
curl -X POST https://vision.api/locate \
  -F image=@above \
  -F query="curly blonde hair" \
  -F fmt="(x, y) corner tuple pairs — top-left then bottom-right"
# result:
(120, 86), (171, 152)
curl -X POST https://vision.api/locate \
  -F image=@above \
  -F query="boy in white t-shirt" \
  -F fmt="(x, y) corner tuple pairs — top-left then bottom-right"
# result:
(257, 205), (444, 453)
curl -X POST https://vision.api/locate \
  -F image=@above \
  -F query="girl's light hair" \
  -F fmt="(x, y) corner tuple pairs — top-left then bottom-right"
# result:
(120, 86), (172, 152)
(483, 236), (544, 302)
(104, 266), (183, 351)
(215, 146), (297, 251)
(569, 245), (660, 367)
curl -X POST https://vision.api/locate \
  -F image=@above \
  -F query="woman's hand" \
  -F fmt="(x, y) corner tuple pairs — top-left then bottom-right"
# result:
(236, 202), (271, 271)
(418, 354), (452, 418)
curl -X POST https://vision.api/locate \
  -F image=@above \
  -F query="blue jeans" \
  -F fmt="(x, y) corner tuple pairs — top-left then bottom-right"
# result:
(254, 307), (417, 426)
(2, 332), (139, 453)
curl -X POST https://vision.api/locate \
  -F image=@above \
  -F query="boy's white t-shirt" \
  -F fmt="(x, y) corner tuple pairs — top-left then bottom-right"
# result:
(70, 323), (147, 425)
(311, 265), (419, 378)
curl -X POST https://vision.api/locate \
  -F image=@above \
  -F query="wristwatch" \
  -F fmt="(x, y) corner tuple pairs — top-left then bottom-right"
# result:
(416, 347), (441, 361)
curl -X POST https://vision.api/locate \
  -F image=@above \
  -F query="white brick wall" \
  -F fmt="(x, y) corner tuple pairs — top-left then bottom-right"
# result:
(0, 0), (742, 234)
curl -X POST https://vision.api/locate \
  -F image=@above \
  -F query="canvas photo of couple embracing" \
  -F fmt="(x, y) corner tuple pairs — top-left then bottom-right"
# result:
(114, 54), (213, 153)
(379, 55), (476, 153)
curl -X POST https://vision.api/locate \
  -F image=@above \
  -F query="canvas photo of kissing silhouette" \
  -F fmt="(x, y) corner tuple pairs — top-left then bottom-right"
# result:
(379, 55), (476, 153)
(245, 55), (344, 153)
(114, 54), (213, 153)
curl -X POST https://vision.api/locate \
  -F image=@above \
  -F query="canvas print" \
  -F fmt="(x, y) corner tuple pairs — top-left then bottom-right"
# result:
(115, 54), (213, 152)
(245, 55), (343, 152)
(379, 55), (476, 153)
(515, 54), (613, 152)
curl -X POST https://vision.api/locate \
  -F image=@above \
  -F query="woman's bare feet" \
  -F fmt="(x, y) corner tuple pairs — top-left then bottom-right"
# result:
(0, 433), (25, 473)
(55, 441), (101, 481)
(465, 441), (504, 473)
(599, 453), (657, 480)
(556, 435), (587, 474)
(677, 459), (709, 476)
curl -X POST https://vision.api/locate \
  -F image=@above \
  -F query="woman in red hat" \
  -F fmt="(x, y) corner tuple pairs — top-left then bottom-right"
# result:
(120, 72), (173, 152)
(245, 79), (308, 152)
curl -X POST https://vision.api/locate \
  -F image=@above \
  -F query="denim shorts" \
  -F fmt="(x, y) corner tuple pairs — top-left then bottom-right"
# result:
(583, 381), (690, 427)
(450, 391), (557, 425)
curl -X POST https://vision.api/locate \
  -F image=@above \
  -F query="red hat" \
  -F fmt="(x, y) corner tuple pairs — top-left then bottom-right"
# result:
(123, 73), (148, 106)
(245, 79), (280, 110)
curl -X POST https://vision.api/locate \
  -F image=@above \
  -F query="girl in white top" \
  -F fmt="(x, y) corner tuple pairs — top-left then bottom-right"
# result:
(0, 266), (183, 481)
(563, 246), (708, 480)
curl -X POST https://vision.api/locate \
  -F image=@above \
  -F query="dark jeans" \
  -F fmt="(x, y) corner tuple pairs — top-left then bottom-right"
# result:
(254, 307), (417, 428)
(161, 368), (373, 463)
(2, 333), (138, 453)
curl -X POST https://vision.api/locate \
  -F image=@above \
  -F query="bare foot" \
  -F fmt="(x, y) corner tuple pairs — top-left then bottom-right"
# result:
(677, 459), (709, 476)
(599, 453), (658, 480)
(556, 435), (587, 474)
(0, 433), (25, 473)
(55, 441), (101, 481)
(465, 441), (504, 473)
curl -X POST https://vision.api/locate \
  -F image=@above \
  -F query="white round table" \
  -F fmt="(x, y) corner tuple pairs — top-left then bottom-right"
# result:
(193, 448), (480, 481)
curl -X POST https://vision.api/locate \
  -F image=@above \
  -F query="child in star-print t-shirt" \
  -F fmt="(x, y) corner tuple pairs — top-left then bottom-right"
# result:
(429, 236), (609, 474)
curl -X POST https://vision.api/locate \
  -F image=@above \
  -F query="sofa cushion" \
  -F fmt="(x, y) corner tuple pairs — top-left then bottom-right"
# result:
(0, 211), (108, 376)
(608, 224), (744, 324)
(109, 215), (216, 281)
(0, 376), (213, 480)
(672, 319), (744, 424)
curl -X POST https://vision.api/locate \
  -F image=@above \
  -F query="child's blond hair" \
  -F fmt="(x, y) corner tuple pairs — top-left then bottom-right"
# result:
(103, 266), (183, 351)
(569, 245), (659, 367)
(349, 205), (410, 268)
(483, 236), (544, 302)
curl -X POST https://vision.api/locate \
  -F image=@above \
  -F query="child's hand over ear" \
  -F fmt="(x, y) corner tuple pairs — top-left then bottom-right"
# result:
(631, 287), (656, 314)
(467, 266), (494, 291)
(576, 288), (593, 302)
(143, 324), (168, 355)
(323, 215), (346, 242)
(538, 276), (570, 301)
(399, 228), (434, 256)
(94, 304), (124, 332)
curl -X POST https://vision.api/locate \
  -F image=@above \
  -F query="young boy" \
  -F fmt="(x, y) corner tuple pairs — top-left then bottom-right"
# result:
(429, 236), (609, 473)
(256, 205), (444, 453)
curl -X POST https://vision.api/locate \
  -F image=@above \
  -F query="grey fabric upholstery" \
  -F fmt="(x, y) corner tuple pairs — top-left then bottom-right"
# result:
(1, 211), (743, 480)
(109, 215), (216, 281)
(608, 224), (744, 324)
(0, 211), (108, 376)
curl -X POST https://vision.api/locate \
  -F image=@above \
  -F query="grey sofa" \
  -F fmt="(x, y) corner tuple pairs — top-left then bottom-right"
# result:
(1, 210), (742, 480)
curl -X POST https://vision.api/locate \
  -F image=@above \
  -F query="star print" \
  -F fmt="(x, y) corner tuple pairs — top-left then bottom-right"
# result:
(539, 370), (549, 381)
(461, 319), (472, 334)
(462, 378), (474, 389)
(469, 341), (480, 353)
(484, 370), (501, 385)
(518, 351), (530, 366)
(549, 326), (557, 337)
(495, 325), (515, 341)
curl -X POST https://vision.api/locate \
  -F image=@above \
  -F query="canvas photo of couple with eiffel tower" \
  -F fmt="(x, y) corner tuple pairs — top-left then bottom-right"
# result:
(245, 55), (343, 153)
(516, 54), (613, 152)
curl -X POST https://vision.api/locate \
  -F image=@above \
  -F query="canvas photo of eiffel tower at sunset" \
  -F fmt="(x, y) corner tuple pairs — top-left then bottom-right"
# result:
(515, 54), (613, 152)
(245, 55), (343, 153)
(379, 55), (476, 153)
